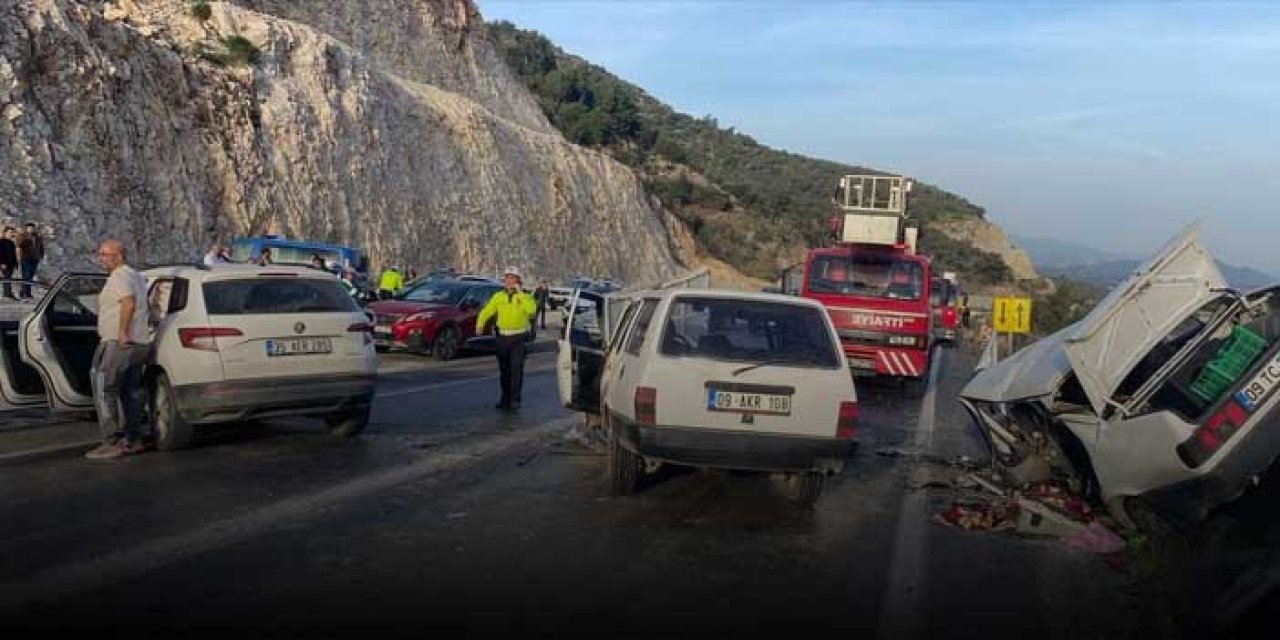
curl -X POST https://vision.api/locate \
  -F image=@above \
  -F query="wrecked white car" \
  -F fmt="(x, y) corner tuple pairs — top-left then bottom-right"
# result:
(961, 224), (1280, 533)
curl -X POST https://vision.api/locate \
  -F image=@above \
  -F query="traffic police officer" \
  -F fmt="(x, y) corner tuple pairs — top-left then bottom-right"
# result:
(477, 267), (537, 411)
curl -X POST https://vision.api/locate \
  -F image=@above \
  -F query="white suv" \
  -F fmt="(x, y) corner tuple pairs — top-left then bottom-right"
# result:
(558, 288), (859, 504)
(4, 264), (377, 450)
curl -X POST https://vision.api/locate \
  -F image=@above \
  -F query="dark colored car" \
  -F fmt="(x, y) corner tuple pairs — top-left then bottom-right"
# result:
(367, 279), (532, 360)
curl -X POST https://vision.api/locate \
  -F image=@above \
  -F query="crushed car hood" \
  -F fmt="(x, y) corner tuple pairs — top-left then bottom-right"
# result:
(1061, 222), (1226, 414)
(962, 327), (1074, 403)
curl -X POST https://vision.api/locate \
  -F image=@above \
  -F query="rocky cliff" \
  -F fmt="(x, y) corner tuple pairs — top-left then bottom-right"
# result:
(0, 0), (683, 282)
(931, 217), (1040, 282)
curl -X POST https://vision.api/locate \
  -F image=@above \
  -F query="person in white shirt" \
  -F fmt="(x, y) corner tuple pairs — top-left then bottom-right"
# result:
(85, 239), (153, 461)
(203, 241), (228, 266)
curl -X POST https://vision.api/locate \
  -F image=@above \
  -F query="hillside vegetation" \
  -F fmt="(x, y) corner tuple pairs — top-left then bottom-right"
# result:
(487, 21), (1013, 284)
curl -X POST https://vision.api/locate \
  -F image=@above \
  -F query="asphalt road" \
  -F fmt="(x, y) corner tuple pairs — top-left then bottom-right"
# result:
(0, 339), (1148, 637)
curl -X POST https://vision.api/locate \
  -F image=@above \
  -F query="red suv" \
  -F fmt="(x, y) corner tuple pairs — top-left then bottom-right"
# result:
(368, 279), (527, 360)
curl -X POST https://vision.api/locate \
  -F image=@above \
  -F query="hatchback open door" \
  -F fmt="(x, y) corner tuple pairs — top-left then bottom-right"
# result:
(19, 273), (108, 412)
(557, 290), (613, 412)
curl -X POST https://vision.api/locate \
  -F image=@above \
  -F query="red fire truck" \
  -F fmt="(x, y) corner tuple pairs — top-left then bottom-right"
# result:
(931, 271), (961, 345)
(780, 175), (933, 382)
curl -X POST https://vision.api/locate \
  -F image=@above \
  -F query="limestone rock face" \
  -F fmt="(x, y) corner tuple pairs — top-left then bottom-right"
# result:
(0, 0), (681, 284)
(932, 217), (1040, 281)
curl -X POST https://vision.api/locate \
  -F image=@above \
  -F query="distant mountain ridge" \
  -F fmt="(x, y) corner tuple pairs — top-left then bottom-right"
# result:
(1018, 234), (1278, 289)
(1010, 235), (1134, 269)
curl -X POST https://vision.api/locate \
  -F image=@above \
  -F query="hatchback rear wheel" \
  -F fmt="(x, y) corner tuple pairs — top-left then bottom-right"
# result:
(606, 411), (642, 496)
(794, 472), (825, 506)
(151, 372), (194, 451)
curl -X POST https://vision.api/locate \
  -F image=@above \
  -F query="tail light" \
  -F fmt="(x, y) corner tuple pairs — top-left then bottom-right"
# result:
(837, 401), (858, 439)
(635, 386), (657, 426)
(1178, 400), (1247, 467)
(348, 322), (374, 345)
(943, 308), (957, 326)
(178, 327), (243, 352)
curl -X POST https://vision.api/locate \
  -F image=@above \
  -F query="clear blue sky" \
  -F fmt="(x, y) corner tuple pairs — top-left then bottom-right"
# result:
(482, 1), (1280, 275)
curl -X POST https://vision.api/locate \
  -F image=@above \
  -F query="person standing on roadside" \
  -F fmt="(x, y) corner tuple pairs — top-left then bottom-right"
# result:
(84, 239), (152, 461)
(203, 241), (228, 266)
(476, 267), (537, 411)
(378, 265), (403, 300)
(16, 223), (43, 299)
(0, 227), (17, 300)
(533, 279), (550, 331)
(253, 246), (273, 266)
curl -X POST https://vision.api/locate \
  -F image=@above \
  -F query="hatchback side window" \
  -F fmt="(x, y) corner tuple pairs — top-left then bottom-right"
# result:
(624, 300), (659, 356)
(609, 301), (641, 355)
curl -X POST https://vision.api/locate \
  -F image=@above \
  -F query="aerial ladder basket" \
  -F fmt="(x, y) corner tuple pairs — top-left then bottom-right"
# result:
(829, 175), (917, 252)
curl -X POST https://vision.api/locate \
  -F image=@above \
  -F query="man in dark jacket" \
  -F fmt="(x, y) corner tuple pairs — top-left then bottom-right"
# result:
(533, 280), (550, 330)
(18, 222), (44, 299)
(0, 226), (17, 300)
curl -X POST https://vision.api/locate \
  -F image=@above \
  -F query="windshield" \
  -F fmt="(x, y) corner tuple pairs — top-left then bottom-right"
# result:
(400, 282), (467, 304)
(658, 297), (841, 369)
(808, 254), (924, 301)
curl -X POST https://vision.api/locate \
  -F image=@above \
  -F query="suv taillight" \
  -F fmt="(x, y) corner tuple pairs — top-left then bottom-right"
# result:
(1178, 400), (1248, 468)
(635, 386), (657, 426)
(348, 322), (374, 345)
(178, 327), (243, 352)
(837, 401), (858, 439)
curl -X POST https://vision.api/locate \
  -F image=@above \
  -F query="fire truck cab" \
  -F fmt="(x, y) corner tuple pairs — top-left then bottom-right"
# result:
(793, 175), (934, 381)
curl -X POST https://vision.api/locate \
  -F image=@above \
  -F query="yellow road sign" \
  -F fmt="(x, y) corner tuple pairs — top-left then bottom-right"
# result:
(993, 297), (1032, 334)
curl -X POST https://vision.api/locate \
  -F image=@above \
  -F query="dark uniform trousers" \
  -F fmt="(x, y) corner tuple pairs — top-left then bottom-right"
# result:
(496, 333), (527, 405)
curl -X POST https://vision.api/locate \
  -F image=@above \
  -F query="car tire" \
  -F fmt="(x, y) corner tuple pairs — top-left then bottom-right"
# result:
(794, 472), (825, 506)
(151, 372), (194, 452)
(606, 413), (642, 496)
(326, 405), (371, 438)
(433, 325), (460, 361)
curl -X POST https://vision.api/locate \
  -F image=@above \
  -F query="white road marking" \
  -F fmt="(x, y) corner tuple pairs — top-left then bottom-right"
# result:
(0, 415), (580, 609)
(877, 347), (944, 640)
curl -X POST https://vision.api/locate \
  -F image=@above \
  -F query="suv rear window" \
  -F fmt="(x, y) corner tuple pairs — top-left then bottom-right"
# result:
(204, 278), (358, 315)
(659, 297), (841, 368)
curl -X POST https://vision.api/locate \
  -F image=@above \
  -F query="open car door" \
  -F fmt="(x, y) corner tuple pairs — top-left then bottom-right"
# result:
(19, 273), (108, 412)
(555, 290), (644, 412)
(557, 290), (617, 412)
(0, 281), (51, 411)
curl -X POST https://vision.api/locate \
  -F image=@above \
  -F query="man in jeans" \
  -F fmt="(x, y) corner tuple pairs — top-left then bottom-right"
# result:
(85, 239), (153, 461)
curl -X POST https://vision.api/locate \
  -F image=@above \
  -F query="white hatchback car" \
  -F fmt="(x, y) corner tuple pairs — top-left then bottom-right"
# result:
(558, 288), (859, 504)
(2, 264), (377, 450)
